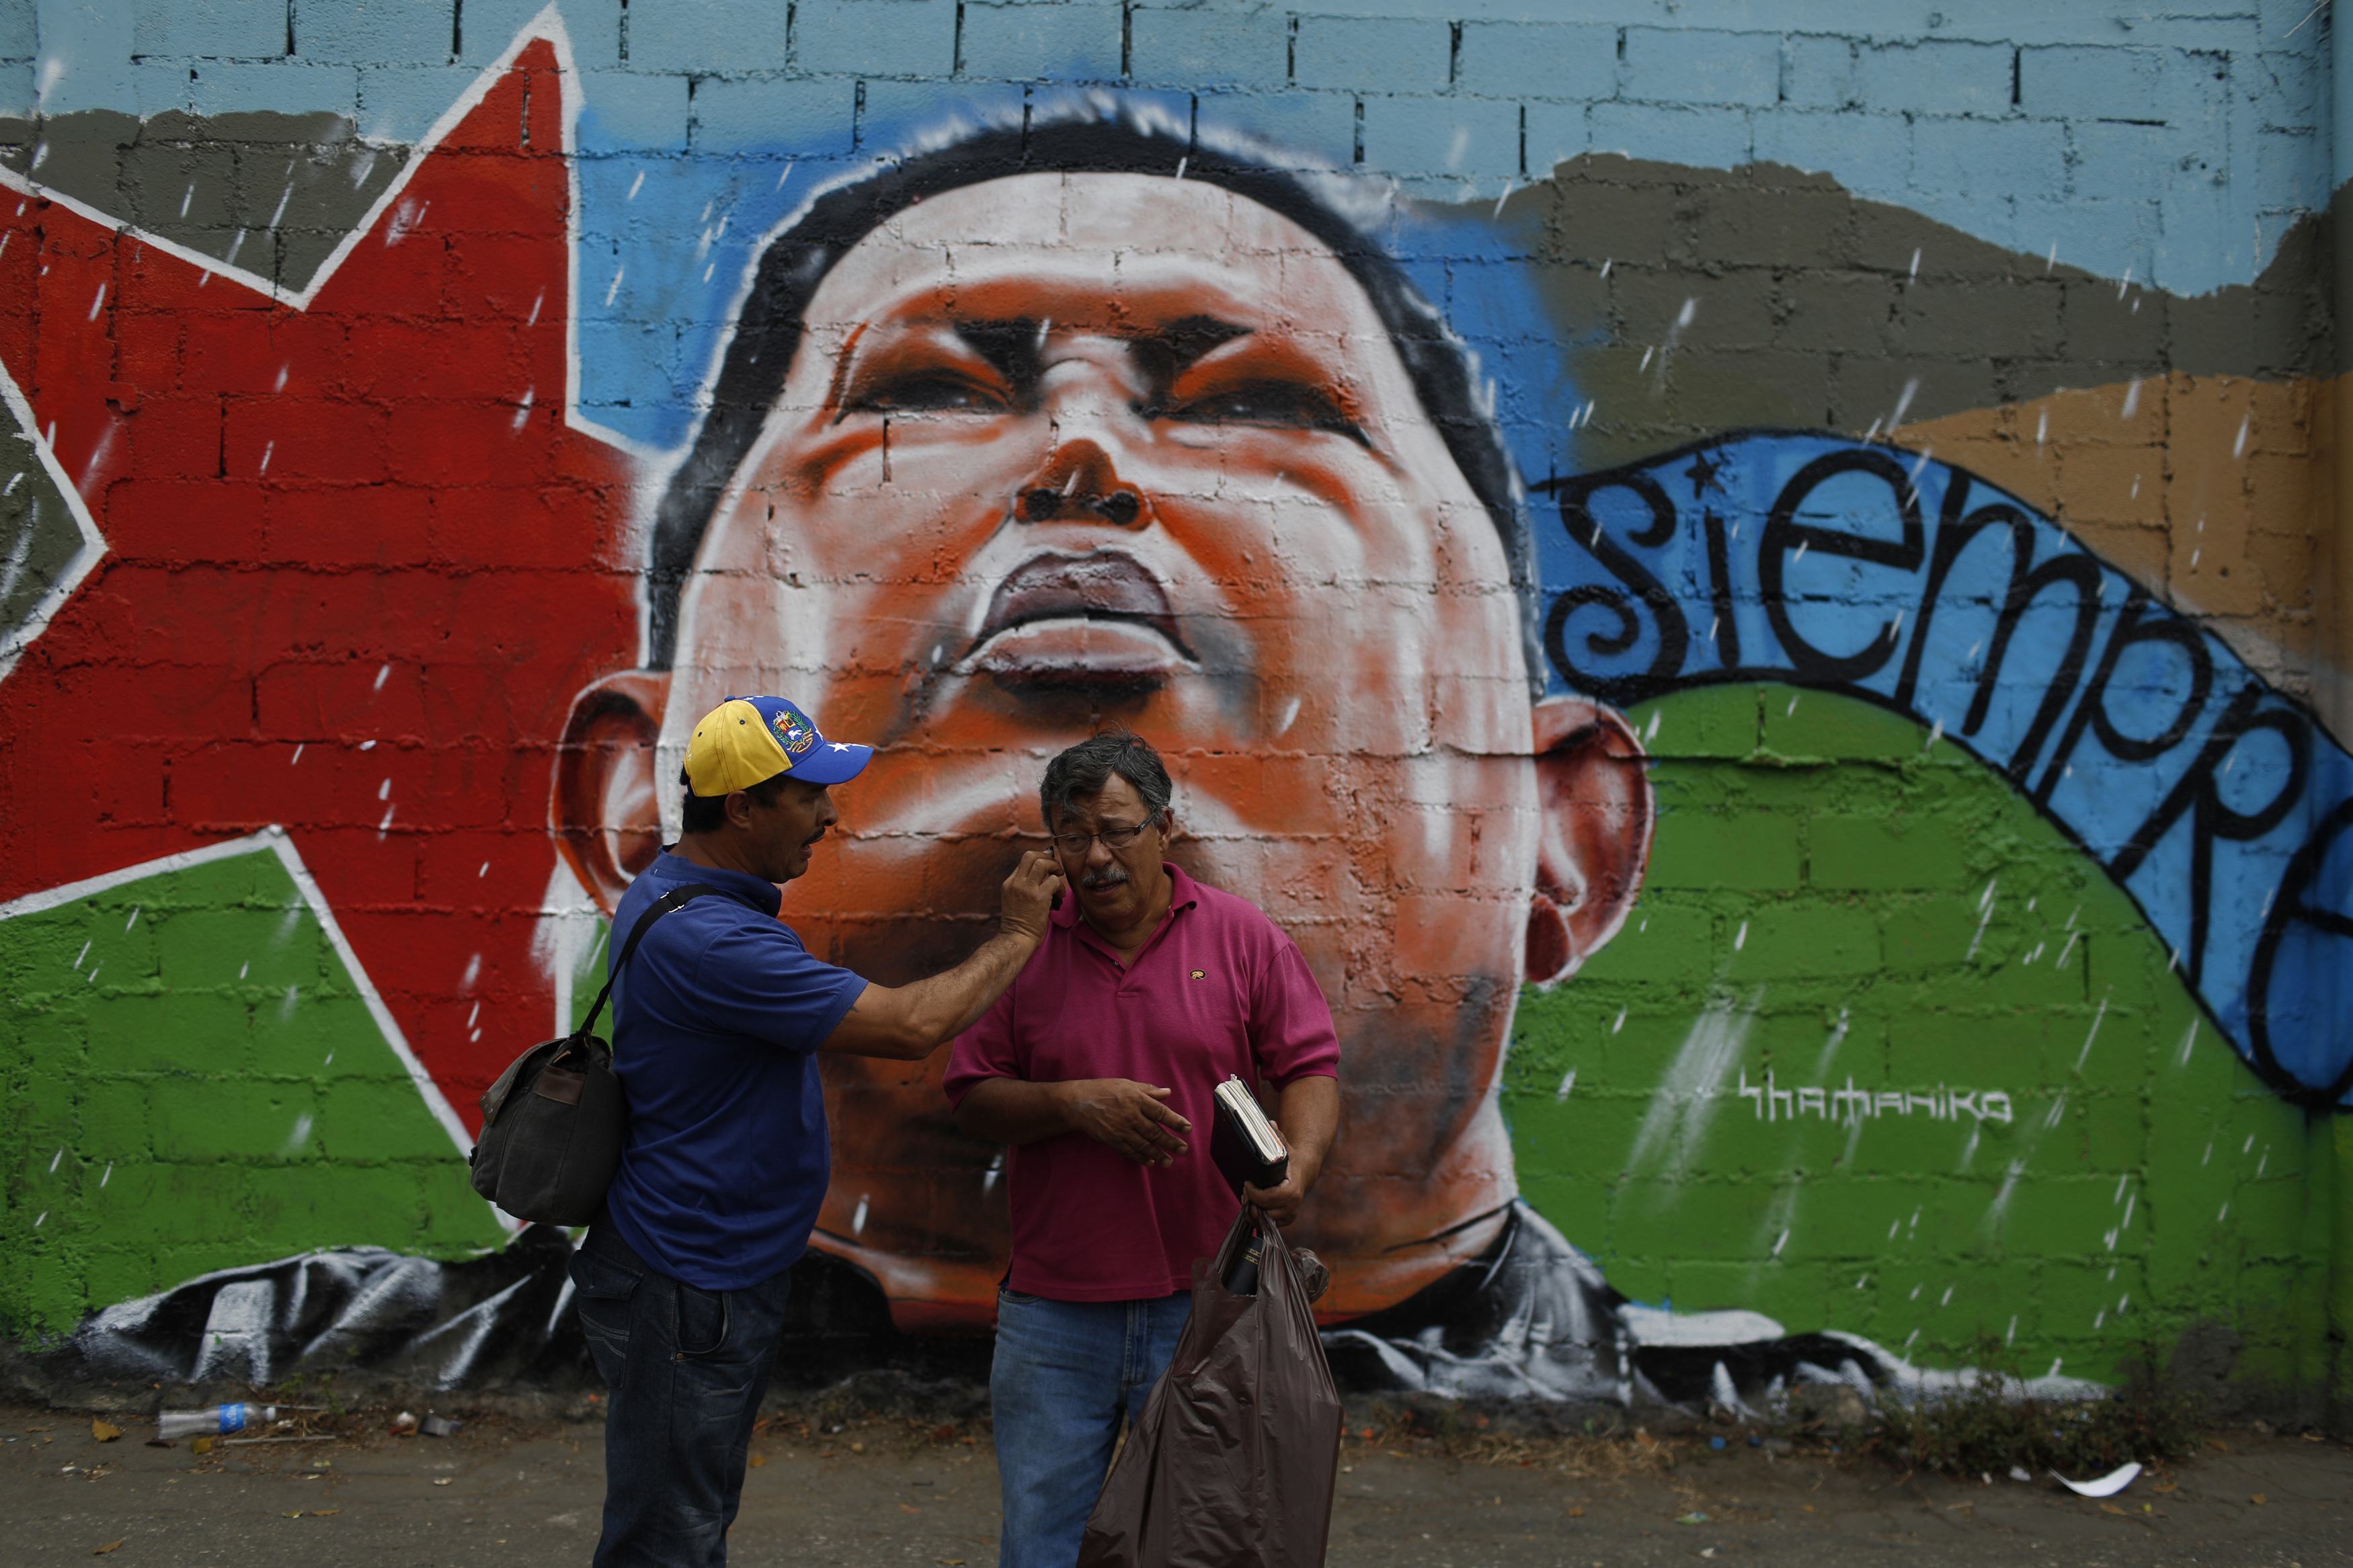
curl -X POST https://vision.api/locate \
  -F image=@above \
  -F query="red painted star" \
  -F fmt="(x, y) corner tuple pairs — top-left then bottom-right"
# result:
(0, 28), (640, 1130)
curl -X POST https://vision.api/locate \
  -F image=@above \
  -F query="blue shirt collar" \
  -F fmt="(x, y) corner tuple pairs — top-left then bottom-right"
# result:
(645, 848), (783, 918)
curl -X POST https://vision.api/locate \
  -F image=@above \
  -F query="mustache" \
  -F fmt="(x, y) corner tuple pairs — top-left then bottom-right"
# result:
(1078, 866), (1131, 891)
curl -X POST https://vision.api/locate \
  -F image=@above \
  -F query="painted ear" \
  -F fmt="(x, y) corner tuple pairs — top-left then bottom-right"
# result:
(551, 670), (669, 918)
(1524, 696), (1654, 988)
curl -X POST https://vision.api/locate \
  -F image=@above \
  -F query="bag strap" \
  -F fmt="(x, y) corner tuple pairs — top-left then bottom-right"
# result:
(572, 882), (725, 1042)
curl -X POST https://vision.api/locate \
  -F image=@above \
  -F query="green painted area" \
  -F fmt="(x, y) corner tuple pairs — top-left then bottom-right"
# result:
(0, 846), (508, 1341)
(1505, 684), (2330, 1389)
(0, 689), (2332, 1396)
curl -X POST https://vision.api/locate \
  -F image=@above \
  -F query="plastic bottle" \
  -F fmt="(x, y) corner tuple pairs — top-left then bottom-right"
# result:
(155, 1403), (276, 1439)
(1222, 1221), (1264, 1296)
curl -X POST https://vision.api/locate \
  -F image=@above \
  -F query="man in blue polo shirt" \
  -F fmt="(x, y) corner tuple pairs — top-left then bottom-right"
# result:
(569, 694), (1062, 1568)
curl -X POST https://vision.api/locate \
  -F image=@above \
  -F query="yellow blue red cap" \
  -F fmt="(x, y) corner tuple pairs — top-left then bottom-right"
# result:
(683, 696), (872, 794)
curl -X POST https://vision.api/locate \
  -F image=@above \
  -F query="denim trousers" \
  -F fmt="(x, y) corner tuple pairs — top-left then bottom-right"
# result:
(570, 1225), (795, 1568)
(990, 1288), (1193, 1568)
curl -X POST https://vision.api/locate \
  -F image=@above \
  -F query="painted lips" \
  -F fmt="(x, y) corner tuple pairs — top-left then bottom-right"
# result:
(965, 551), (1195, 689)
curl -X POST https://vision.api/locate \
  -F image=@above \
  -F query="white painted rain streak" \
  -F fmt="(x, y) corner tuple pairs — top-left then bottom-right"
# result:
(268, 181), (292, 230)
(1889, 377), (1919, 428)
(2121, 378), (2142, 419)
(0, 505), (32, 607)
(279, 984), (301, 1020)
(99, 1162), (112, 1188)
(983, 1151), (1004, 1194)
(462, 952), (483, 991)
(48, 1147), (62, 1173)
(180, 183), (194, 218)
(2233, 413), (2251, 458)
(372, 663), (391, 693)
(1984, 1157), (2030, 1230)
(851, 1194), (870, 1235)
(513, 386), (535, 431)
(1611, 1007), (1627, 1035)
(1733, 919), (1749, 950)
(73, 940), (89, 968)
(2073, 993), (2110, 1072)
(1623, 985), (1767, 1178)
(628, 169), (645, 200)
(604, 266), (625, 307)
(2176, 1018), (2200, 1068)
(1965, 878), (1999, 961)
(86, 283), (105, 321)
(1554, 1069), (1577, 1102)
(281, 1112), (314, 1156)
(123, 904), (138, 932)
(1907, 247), (1921, 284)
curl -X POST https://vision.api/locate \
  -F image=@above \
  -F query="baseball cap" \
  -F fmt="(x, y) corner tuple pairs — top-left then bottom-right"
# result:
(683, 696), (873, 794)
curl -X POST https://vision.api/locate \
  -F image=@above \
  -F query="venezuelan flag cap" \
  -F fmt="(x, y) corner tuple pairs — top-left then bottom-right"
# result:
(684, 696), (873, 794)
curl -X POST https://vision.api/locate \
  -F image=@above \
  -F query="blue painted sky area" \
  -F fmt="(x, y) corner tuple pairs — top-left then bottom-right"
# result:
(9, 2), (2332, 300)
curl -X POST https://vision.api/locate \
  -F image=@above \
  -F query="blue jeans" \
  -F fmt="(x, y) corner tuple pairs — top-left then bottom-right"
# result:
(990, 1288), (1192, 1568)
(570, 1225), (795, 1568)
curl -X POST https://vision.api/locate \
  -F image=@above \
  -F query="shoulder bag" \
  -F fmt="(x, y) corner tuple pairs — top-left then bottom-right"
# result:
(467, 882), (721, 1225)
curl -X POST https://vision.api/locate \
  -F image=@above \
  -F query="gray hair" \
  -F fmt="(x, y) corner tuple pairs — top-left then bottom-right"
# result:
(1039, 731), (1173, 830)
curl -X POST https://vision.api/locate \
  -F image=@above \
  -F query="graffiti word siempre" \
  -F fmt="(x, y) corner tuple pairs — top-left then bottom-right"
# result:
(1539, 431), (2353, 1108)
(1736, 1069), (2014, 1126)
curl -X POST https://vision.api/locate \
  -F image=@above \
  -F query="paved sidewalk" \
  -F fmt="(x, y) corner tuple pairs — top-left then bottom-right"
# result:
(5, 1401), (2348, 1567)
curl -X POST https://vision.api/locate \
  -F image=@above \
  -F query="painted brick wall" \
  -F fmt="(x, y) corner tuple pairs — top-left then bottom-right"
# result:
(0, 0), (2344, 1414)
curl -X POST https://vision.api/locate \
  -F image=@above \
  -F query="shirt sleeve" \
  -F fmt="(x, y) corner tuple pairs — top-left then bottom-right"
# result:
(1249, 928), (1341, 1086)
(688, 920), (868, 1055)
(943, 983), (1023, 1109)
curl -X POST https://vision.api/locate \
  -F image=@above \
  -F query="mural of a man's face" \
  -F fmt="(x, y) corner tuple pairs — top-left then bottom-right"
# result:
(565, 169), (1648, 1324)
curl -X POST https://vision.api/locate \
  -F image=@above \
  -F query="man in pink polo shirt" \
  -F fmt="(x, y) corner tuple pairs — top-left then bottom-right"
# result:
(946, 730), (1341, 1568)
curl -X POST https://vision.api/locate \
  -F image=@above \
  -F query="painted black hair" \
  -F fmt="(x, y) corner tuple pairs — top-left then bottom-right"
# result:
(645, 109), (1537, 689)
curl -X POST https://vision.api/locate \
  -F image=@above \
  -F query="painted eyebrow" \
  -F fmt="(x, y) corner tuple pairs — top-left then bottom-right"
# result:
(946, 314), (1254, 401)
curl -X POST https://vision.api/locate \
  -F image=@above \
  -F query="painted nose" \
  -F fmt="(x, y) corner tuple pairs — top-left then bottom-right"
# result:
(1014, 436), (1150, 528)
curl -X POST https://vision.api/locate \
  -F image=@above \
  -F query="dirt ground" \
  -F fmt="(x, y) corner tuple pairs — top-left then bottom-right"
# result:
(5, 1399), (2348, 1567)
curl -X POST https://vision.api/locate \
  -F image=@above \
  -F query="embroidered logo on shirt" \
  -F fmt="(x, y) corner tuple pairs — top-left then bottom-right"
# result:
(1191, 970), (1205, 979)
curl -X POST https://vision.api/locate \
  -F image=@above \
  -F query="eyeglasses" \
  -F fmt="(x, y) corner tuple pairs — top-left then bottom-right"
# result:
(1049, 816), (1158, 856)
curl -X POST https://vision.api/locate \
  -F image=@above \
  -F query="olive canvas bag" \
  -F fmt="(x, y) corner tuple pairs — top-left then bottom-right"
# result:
(467, 883), (721, 1225)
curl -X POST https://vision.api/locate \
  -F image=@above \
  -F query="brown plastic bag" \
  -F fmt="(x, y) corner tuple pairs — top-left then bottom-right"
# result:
(1077, 1206), (1343, 1568)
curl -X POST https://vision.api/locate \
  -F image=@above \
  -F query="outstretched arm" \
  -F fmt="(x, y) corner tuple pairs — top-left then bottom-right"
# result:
(820, 852), (1064, 1061)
